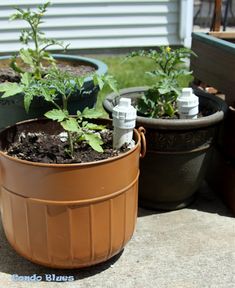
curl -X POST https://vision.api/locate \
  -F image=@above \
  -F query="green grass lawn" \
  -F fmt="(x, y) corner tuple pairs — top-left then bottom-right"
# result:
(93, 55), (156, 114)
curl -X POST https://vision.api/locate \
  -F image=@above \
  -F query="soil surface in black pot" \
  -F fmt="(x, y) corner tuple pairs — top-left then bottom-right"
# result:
(131, 96), (212, 119)
(0, 60), (95, 83)
(6, 129), (129, 164)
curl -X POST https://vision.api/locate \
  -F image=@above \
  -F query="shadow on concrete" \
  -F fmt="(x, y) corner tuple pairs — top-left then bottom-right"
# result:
(137, 207), (163, 217)
(0, 221), (123, 282)
(137, 181), (234, 218)
(188, 181), (234, 217)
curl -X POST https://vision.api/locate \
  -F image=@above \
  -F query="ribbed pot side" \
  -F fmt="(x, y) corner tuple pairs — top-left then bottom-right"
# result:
(0, 119), (141, 269)
(103, 87), (227, 211)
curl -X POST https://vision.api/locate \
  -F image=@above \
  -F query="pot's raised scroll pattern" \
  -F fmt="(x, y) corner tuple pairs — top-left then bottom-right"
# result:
(146, 127), (216, 152)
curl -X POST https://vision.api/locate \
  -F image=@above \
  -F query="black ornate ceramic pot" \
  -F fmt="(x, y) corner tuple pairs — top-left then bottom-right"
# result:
(103, 87), (228, 210)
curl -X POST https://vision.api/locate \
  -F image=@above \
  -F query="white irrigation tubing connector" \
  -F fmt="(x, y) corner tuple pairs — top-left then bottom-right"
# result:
(112, 97), (137, 149)
(177, 88), (199, 119)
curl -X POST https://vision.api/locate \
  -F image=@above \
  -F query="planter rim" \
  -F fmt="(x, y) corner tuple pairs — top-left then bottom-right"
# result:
(192, 32), (235, 55)
(0, 54), (108, 80)
(103, 86), (228, 130)
(52, 54), (108, 76)
(0, 118), (140, 168)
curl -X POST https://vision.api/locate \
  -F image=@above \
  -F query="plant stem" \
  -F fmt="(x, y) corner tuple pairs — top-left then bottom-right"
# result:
(29, 20), (41, 79)
(159, 62), (165, 73)
(39, 43), (54, 53)
(67, 131), (74, 158)
(62, 94), (75, 158)
(63, 99), (67, 110)
(163, 55), (173, 75)
(51, 100), (61, 111)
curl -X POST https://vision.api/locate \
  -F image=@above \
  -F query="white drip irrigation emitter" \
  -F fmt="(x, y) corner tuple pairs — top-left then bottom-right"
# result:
(112, 97), (137, 149)
(177, 88), (199, 119)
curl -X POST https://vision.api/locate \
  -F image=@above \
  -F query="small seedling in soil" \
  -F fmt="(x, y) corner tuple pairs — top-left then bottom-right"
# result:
(10, 2), (68, 80)
(3, 68), (118, 161)
(8, 129), (119, 164)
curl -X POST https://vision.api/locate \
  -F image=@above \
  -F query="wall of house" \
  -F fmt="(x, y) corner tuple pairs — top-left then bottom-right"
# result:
(0, 0), (193, 53)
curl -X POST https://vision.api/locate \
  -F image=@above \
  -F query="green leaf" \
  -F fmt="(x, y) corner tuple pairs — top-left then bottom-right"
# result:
(24, 92), (33, 113)
(61, 118), (79, 132)
(164, 103), (175, 117)
(40, 87), (54, 102)
(10, 58), (24, 74)
(21, 72), (32, 87)
(158, 86), (172, 95)
(104, 75), (119, 94)
(94, 74), (119, 94)
(75, 77), (85, 89)
(93, 74), (104, 90)
(45, 109), (68, 122)
(19, 49), (34, 68)
(82, 121), (88, 127)
(85, 123), (106, 131)
(84, 133), (103, 152)
(0, 82), (23, 98)
(42, 51), (55, 64)
(10, 12), (23, 21)
(82, 107), (103, 119)
(77, 110), (82, 117)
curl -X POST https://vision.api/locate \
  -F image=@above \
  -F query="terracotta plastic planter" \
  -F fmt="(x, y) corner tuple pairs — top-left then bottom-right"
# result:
(0, 54), (107, 131)
(103, 87), (227, 211)
(0, 119), (145, 268)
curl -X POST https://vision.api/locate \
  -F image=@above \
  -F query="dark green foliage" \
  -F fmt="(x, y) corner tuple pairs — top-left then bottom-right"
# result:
(127, 46), (196, 118)
(0, 67), (118, 156)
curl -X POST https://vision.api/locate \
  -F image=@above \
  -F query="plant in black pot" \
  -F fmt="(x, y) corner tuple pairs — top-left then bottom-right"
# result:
(0, 67), (146, 268)
(103, 46), (228, 211)
(0, 2), (107, 130)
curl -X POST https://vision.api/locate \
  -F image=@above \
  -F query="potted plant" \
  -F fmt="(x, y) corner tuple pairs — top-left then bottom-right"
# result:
(0, 2), (107, 131)
(103, 47), (227, 211)
(0, 67), (146, 268)
(191, 32), (235, 215)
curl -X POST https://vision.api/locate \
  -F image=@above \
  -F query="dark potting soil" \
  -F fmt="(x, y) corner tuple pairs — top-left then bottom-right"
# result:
(0, 68), (20, 83)
(55, 62), (95, 77)
(137, 109), (207, 119)
(6, 129), (129, 164)
(0, 62), (95, 83)
(133, 99), (211, 119)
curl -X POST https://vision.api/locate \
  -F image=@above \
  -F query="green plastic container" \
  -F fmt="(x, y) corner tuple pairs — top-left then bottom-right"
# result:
(0, 54), (107, 131)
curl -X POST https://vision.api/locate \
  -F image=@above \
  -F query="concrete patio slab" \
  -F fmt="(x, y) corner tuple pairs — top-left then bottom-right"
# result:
(0, 182), (234, 288)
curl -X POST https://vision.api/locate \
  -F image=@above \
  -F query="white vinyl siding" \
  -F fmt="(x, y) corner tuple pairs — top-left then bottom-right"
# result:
(0, 0), (193, 53)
